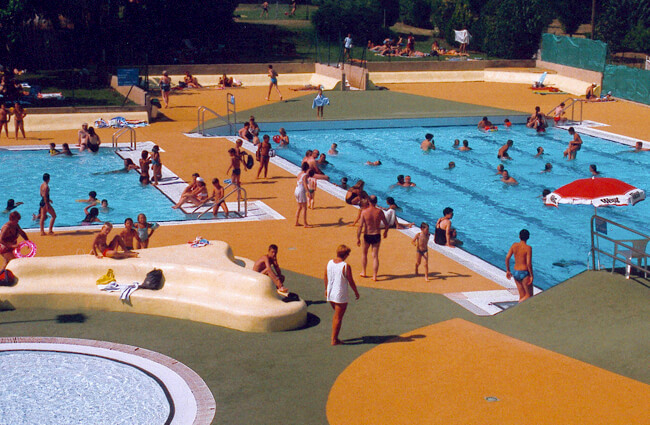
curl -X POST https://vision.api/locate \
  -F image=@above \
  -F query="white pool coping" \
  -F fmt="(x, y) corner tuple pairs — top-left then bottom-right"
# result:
(0, 337), (215, 425)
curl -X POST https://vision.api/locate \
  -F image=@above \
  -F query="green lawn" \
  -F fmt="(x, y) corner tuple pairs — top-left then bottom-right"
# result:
(15, 70), (135, 108)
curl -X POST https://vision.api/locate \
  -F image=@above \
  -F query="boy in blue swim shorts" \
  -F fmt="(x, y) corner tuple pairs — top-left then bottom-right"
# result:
(505, 229), (534, 303)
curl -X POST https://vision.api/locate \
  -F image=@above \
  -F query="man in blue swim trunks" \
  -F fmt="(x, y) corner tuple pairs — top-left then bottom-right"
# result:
(505, 229), (534, 303)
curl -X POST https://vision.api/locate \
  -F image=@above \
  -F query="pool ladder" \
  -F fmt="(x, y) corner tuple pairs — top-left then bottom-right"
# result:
(197, 93), (236, 136)
(112, 126), (136, 149)
(192, 183), (248, 219)
(547, 97), (583, 124)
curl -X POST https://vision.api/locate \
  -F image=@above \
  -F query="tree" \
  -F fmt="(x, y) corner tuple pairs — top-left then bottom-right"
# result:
(478, 0), (553, 59)
(442, 0), (476, 47)
(596, 0), (650, 53)
(555, 0), (591, 35)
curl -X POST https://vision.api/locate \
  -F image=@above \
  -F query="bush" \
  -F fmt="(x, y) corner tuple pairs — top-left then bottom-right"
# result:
(312, 0), (398, 43)
(596, 0), (650, 53)
(400, 0), (433, 29)
(441, 0), (476, 47)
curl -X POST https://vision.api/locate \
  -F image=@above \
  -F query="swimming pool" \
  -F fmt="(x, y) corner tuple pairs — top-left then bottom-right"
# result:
(276, 124), (649, 289)
(0, 350), (171, 424)
(0, 147), (187, 228)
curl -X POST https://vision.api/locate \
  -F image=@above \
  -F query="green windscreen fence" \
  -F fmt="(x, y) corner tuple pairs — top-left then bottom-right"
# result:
(541, 34), (607, 72)
(603, 65), (650, 105)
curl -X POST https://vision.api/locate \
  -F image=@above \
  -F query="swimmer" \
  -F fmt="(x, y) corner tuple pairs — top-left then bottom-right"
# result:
(589, 164), (601, 176)
(339, 177), (348, 189)
(434, 207), (460, 247)
(139, 150), (151, 184)
(3, 199), (23, 213)
(277, 128), (289, 146)
(496, 164), (505, 175)
(564, 127), (582, 160)
(501, 170), (518, 185)
(82, 207), (100, 224)
(412, 222), (431, 281)
(366, 160), (382, 166)
(49, 143), (60, 156)
(459, 140), (472, 151)
(504, 118), (512, 128)
(497, 140), (514, 160)
(91, 222), (138, 259)
(100, 199), (110, 212)
(453, 139), (460, 148)
(401, 175), (416, 187)
(421, 133), (435, 151)
(328, 143), (338, 155)
(535, 146), (544, 157)
(633, 142), (650, 152)
(541, 188), (551, 201)
(477, 116), (492, 130)
(61, 143), (73, 156)
(447, 161), (456, 170)
(541, 163), (552, 173)
(77, 191), (99, 206)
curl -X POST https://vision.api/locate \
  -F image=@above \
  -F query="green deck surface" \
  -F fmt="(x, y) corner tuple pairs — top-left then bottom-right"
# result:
(201, 90), (524, 130)
(1, 270), (647, 425)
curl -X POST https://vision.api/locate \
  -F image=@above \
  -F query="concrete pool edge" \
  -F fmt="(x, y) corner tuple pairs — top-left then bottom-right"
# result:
(0, 337), (216, 425)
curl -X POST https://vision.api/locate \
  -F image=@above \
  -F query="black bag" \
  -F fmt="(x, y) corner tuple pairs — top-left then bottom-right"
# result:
(246, 154), (254, 169)
(140, 268), (164, 290)
(281, 292), (301, 303)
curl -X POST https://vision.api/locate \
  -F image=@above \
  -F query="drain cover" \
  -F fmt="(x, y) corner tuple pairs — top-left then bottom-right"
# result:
(485, 396), (499, 402)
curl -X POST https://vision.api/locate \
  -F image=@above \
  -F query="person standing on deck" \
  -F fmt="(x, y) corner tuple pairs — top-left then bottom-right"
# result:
(505, 229), (534, 302)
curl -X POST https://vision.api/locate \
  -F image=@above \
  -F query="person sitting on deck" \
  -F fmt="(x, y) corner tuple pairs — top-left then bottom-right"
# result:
(91, 222), (138, 259)
(183, 71), (202, 88)
(253, 244), (288, 294)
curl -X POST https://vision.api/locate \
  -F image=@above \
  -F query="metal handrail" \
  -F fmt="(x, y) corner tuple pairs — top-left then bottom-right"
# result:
(112, 126), (136, 149)
(546, 97), (584, 124)
(193, 183), (248, 219)
(590, 215), (650, 277)
(197, 106), (232, 136)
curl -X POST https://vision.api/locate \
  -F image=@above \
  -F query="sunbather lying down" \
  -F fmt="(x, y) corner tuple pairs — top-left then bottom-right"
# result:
(290, 84), (323, 91)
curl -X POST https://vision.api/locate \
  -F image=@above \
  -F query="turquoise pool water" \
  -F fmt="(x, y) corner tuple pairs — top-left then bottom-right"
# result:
(0, 350), (171, 424)
(0, 148), (186, 228)
(276, 125), (649, 289)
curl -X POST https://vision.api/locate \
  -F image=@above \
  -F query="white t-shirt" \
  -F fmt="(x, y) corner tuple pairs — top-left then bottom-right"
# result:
(344, 37), (353, 49)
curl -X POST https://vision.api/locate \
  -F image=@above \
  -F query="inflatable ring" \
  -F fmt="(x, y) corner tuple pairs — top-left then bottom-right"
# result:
(489, 126), (498, 132)
(14, 240), (37, 258)
(272, 135), (281, 143)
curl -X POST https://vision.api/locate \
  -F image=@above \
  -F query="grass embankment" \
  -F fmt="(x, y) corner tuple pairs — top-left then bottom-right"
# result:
(233, 3), (491, 63)
(17, 69), (135, 108)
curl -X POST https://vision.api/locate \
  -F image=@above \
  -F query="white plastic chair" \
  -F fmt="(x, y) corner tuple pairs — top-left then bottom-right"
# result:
(612, 239), (649, 279)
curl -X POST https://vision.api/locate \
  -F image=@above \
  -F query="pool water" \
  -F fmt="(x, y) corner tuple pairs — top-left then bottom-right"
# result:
(0, 148), (186, 228)
(0, 350), (171, 424)
(277, 124), (650, 289)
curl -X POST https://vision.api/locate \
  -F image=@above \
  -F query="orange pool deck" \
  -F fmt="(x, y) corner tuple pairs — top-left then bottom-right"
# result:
(1, 76), (649, 424)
